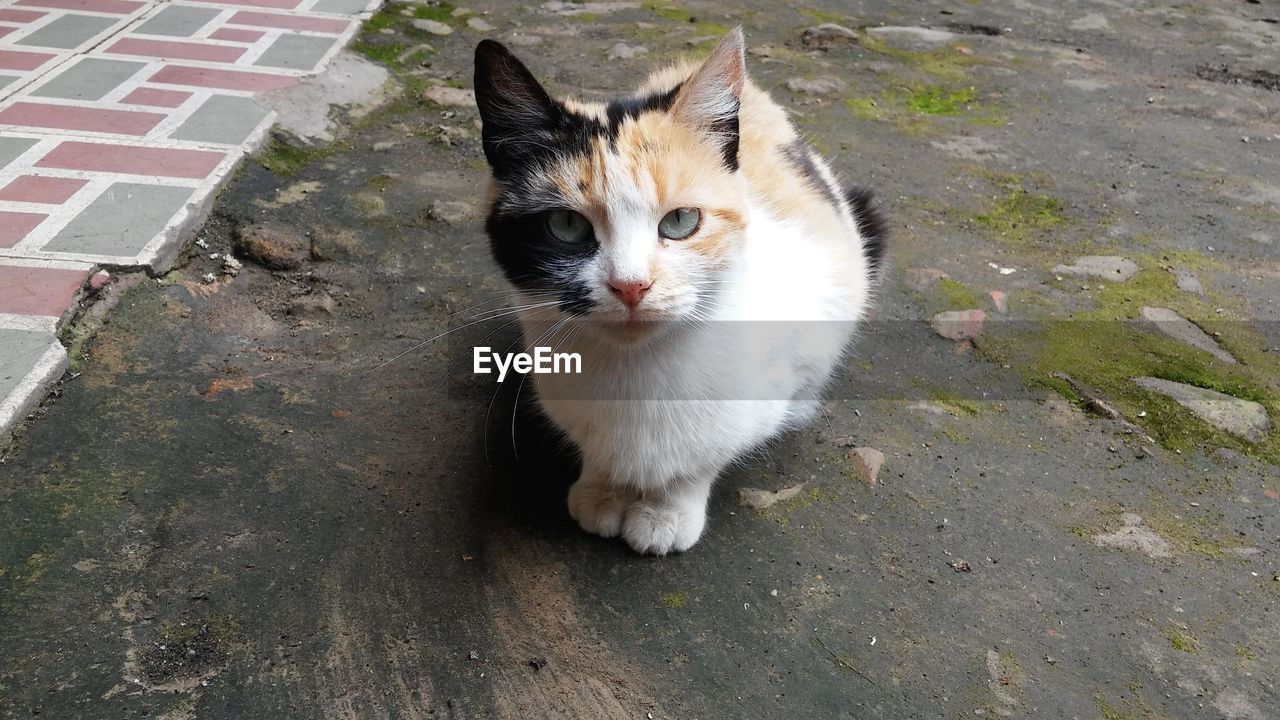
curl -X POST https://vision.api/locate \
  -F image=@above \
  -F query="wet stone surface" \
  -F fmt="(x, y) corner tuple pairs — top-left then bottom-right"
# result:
(1, 1), (1279, 719)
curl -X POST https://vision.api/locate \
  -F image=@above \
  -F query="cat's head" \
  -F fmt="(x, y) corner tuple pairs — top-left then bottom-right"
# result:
(474, 30), (749, 343)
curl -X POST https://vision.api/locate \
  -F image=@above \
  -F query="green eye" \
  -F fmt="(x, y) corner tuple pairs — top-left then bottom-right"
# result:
(658, 207), (701, 240)
(545, 209), (592, 243)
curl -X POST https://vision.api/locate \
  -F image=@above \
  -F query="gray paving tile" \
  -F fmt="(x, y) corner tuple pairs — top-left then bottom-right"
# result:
(0, 137), (38, 168)
(134, 5), (219, 37)
(30, 58), (145, 101)
(0, 329), (56, 401)
(15, 14), (117, 50)
(169, 95), (269, 145)
(311, 0), (372, 14)
(253, 34), (336, 70)
(44, 183), (193, 257)
(0, 75), (17, 92)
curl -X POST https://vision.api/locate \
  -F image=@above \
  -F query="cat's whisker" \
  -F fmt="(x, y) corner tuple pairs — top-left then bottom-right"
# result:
(369, 301), (564, 373)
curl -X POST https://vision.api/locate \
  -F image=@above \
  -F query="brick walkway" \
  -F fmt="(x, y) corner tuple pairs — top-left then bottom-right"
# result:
(0, 0), (379, 439)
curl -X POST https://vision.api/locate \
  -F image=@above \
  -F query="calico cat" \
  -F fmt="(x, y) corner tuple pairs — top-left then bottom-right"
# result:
(473, 29), (886, 555)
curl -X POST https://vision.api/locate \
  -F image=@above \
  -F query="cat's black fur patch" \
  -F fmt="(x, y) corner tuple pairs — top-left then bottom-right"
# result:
(781, 138), (840, 210)
(485, 211), (598, 314)
(845, 187), (888, 274)
(604, 84), (682, 135)
(711, 102), (740, 172)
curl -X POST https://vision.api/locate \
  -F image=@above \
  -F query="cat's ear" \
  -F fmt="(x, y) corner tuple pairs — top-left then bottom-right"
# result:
(474, 40), (559, 171)
(672, 28), (746, 172)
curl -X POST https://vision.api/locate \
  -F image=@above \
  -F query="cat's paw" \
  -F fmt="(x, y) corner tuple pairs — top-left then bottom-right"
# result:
(567, 479), (636, 538)
(622, 499), (707, 556)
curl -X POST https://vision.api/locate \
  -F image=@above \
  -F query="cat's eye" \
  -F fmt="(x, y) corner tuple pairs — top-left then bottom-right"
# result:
(658, 208), (701, 240)
(545, 209), (592, 243)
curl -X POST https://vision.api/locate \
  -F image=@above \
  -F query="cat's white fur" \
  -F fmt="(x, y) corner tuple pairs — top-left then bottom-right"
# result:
(506, 30), (873, 554)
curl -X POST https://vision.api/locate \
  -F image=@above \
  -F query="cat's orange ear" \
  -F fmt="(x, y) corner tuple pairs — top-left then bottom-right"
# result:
(671, 28), (745, 171)
(474, 40), (559, 172)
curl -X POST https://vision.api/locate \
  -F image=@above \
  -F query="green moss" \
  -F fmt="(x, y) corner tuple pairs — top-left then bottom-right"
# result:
(801, 9), (847, 25)
(844, 96), (882, 122)
(410, 1), (456, 22)
(907, 85), (978, 115)
(976, 249), (1280, 463)
(365, 173), (399, 192)
(661, 591), (688, 609)
(1165, 625), (1197, 653)
(643, 4), (731, 36)
(1235, 645), (1258, 661)
(257, 135), (337, 176)
(1143, 506), (1235, 558)
(351, 40), (407, 67)
(858, 34), (980, 84)
(933, 278), (983, 311)
(974, 189), (1069, 246)
(928, 388), (986, 416)
(942, 427), (971, 443)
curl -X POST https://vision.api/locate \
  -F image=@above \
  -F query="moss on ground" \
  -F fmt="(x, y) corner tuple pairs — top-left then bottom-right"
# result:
(976, 249), (1280, 463)
(661, 591), (688, 609)
(643, 4), (731, 37)
(1165, 625), (1198, 653)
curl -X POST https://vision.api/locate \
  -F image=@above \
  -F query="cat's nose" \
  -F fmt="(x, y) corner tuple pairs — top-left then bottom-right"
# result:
(608, 277), (652, 307)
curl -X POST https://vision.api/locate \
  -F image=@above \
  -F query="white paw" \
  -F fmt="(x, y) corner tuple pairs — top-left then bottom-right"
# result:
(622, 499), (707, 556)
(567, 479), (635, 538)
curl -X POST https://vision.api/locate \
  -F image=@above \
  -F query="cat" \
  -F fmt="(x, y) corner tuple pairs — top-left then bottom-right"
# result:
(472, 28), (886, 555)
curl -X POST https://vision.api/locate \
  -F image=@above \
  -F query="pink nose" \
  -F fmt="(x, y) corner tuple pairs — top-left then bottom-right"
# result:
(608, 277), (652, 307)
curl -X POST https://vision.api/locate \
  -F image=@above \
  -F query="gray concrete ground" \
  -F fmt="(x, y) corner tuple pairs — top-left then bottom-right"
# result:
(2, 1), (1279, 718)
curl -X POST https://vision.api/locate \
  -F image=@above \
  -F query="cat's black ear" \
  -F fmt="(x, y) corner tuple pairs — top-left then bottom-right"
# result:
(672, 28), (745, 172)
(474, 40), (559, 173)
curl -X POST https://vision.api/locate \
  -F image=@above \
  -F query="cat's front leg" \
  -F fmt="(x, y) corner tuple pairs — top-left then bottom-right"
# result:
(567, 465), (637, 539)
(622, 477), (714, 556)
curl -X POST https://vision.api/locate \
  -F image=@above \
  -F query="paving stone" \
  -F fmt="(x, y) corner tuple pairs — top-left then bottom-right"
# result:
(1051, 255), (1139, 281)
(16, 14), (117, 49)
(44, 182), (194, 257)
(0, 75), (18, 90)
(0, 48), (58, 71)
(120, 86), (191, 107)
(36, 140), (224, 178)
(169, 95), (270, 145)
(0, 328), (66, 441)
(229, 10), (349, 33)
(0, 211), (47, 248)
(0, 175), (86, 204)
(0, 329), (60, 402)
(1133, 376), (1270, 442)
(0, 136), (38, 166)
(0, 263), (88, 316)
(29, 57), (145, 100)
(1138, 307), (1236, 364)
(311, 0), (373, 13)
(134, 5), (219, 36)
(19, 0), (144, 13)
(149, 65), (297, 92)
(209, 27), (264, 43)
(254, 34), (336, 70)
(0, 101), (164, 135)
(108, 37), (246, 63)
